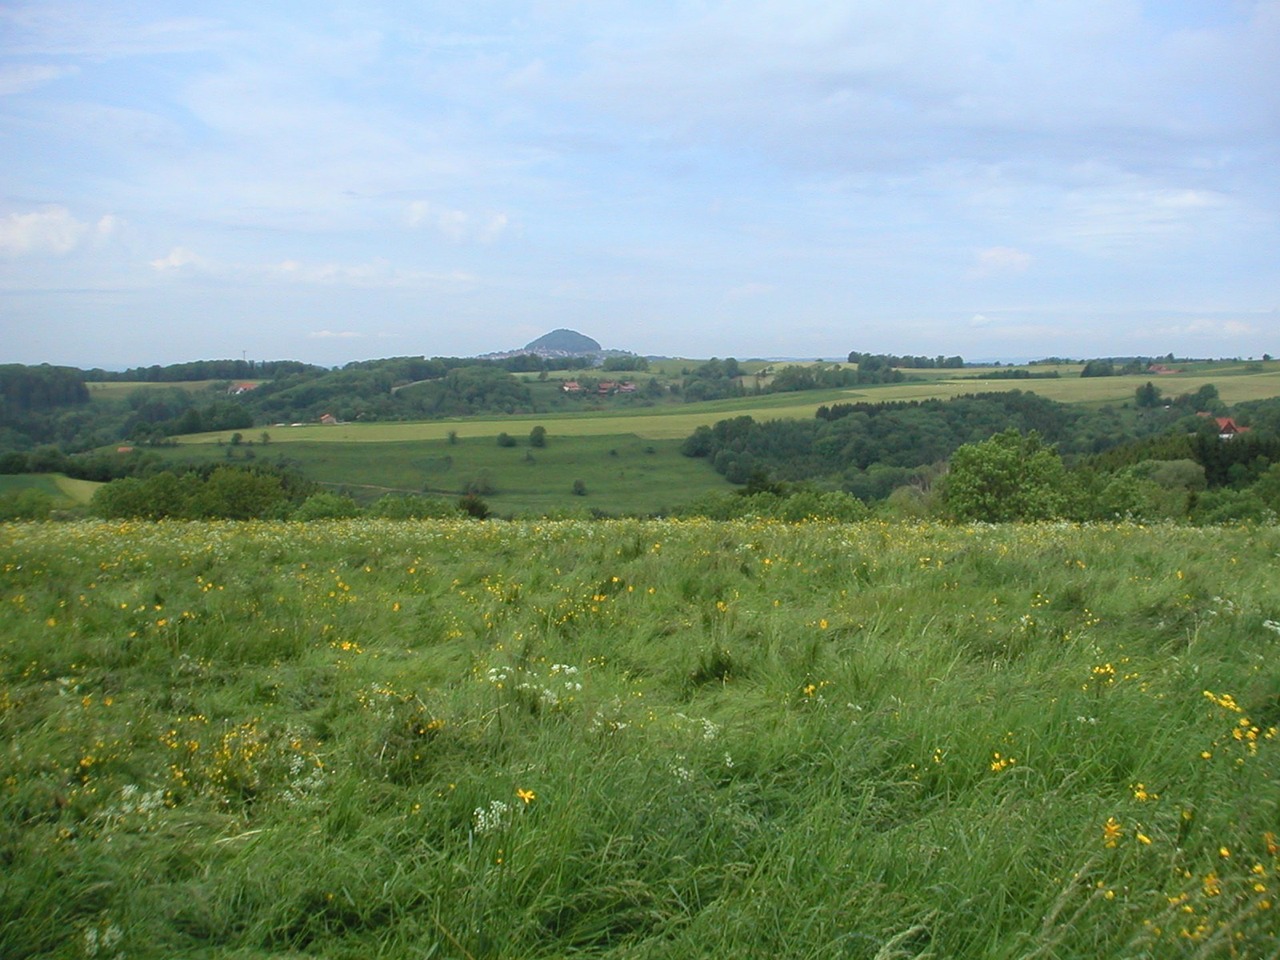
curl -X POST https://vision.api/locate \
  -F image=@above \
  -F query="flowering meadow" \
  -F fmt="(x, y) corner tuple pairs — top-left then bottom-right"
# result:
(2, 518), (1279, 959)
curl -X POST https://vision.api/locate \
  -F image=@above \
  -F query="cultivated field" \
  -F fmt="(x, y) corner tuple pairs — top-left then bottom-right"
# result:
(178, 367), (1280, 447)
(144, 364), (1280, 514)
(2, 518), (1278, 958)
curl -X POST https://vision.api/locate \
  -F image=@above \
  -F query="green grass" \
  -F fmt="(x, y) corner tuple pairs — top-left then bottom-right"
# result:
(2, 518), (1279, 958)
(86, 380), (231, 401)
(179, 366), (1280, 449)
(53, 476), (103, 505)
(152, 434), (731, 515)
(0, 473), (100, 507)
(122, 361), (1280, 516)
(0, 474), (67, 499)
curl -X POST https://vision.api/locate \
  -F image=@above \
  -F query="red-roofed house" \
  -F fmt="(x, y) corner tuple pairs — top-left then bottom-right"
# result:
(1215, 417), (1249, 440)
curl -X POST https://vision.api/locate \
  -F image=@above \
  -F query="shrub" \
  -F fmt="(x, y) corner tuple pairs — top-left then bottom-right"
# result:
(0, 488), (53, 520)
(458, 492), (491, 518)
(369, 494), (460, 519)
(293, 492), (361, 520)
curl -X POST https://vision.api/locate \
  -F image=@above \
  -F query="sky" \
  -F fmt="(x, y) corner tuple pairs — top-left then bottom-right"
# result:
(2, 1), (1278, 369)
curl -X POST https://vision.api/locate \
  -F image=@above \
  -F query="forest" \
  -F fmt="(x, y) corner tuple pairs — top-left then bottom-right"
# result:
(680, 387), (1280, 523)
(0, 352), (918, 454)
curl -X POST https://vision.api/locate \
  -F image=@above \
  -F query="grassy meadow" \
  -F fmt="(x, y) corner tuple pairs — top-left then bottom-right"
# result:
(0, 475), (99, 509)
(2, 518), (1279, 958)
(139, 362), (1280, 515)
(85, 381), (235, 401)
(154, 434), (730, 515)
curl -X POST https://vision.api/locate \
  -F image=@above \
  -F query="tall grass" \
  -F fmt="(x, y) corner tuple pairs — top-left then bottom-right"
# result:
(2, 518), (1278, 958)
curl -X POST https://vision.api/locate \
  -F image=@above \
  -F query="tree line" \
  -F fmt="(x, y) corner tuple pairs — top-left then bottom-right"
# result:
(846, 351), (965, 369)
(0, 364), (89, 414)
(681, 388), (1280, 522)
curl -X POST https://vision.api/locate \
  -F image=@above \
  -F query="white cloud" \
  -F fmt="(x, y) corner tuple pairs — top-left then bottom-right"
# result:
(149, 246), (205, 271)
(0, 63), (78, 95)
(143, 245), (480, 290)
(1, 6), (227, 59)
(1058, 184), (1232, 253)
(2, 4), (1275, 365)
(973, 246), (1032, 275)
(404, 201), (510, 242)
(0, 206), (104, 256)
(969, 313), (992, 327)
(308, 330), (364, 339)
(1157, 318), (1257, 338)
(266, 257), (477, 289)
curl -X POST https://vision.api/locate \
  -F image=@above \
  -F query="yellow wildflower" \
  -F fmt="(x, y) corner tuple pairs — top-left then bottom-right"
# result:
(1103, 817), (1123, 847)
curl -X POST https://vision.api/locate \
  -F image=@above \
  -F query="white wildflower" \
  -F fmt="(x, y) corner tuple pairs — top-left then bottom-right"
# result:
(473, 799), (512, 836)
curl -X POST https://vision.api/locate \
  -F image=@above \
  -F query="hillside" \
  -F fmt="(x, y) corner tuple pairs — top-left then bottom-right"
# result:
(524, 329), (603, 355)
(2, 519), (1278, 957)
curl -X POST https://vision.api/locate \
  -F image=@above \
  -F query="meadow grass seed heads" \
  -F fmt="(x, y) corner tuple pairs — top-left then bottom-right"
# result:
(4, 519), (1280, 955)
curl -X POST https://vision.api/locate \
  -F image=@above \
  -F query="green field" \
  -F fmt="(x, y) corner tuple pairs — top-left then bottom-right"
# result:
(86, 380), (233, 401)
(0, 474), (67, 499)
(179, 366), (1280, 449)
(0, 473), (100, 507)
(157, 434), (732, 515)
(135, 363), (1280, 516)
(2, 518), (1278, 958)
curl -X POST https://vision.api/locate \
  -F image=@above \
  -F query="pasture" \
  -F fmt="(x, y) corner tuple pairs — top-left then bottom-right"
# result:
(86, 380), (236, 401)
(73, 360), (1277, 515)
(155, 434), (731, 516)
(1, 518), (1278, 958)
(179, 366), (1280, 448)
(0, 473), (99, 507)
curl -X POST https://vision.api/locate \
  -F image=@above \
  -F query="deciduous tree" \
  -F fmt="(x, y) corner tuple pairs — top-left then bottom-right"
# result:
(942, 429), (1070, 521)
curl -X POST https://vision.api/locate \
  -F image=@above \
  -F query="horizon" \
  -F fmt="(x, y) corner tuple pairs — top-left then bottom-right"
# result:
(33, 340), (1277, 375)
(3, 3), (1278, 369)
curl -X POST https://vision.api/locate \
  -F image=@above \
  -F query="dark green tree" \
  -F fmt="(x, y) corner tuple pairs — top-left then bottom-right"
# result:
(942, 429), (1071, 521)
(1135, 382), (1162, 408)
(1080, 360), (1116, 378)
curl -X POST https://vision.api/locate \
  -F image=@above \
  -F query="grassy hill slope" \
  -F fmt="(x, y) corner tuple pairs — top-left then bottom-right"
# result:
(2, 519), (1278, 958)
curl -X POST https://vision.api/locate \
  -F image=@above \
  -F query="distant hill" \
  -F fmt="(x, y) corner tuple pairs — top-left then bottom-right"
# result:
(524, 329), (602, 355)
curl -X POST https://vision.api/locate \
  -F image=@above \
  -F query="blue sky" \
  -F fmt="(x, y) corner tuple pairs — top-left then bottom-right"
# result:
(2, 1), (1277, 368)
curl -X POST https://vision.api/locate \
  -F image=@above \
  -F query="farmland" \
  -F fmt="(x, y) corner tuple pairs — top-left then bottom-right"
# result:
(159, 435), (725, 517)
(0, 474), (97, 508)
(2, 518), (1278, 958)
(175, 365), (1280, 446)
(137, 363), (1280, 515)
